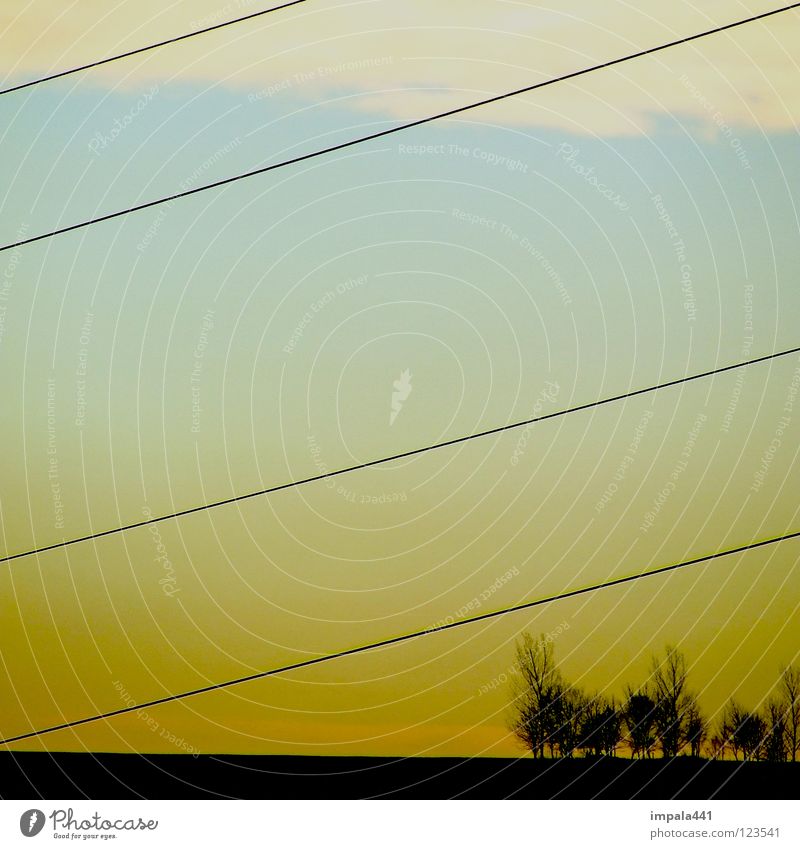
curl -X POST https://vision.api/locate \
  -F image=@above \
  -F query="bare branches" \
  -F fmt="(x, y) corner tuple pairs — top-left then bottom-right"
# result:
(506, 635), (797, 762)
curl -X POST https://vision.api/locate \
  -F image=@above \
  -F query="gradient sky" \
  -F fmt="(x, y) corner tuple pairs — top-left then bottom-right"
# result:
(0, 0), (798, 757)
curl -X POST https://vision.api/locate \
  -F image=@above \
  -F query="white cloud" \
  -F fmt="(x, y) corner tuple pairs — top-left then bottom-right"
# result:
(2, 0), (799, 136)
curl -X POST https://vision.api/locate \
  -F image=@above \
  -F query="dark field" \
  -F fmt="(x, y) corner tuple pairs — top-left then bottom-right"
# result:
(1, 753), (798, 799)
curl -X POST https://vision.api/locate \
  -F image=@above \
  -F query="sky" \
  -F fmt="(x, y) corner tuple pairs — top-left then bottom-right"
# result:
(0, 0), (798, 757)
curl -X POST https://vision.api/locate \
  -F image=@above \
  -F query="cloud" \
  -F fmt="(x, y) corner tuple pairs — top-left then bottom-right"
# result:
(2, 0), (799, 136)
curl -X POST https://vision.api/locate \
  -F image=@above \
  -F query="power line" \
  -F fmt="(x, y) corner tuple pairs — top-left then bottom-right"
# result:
(2, 344), (798, 567)
(1, 528), (797, 747)
(0, 0), (307, 98)
(2, 2), (799, 254)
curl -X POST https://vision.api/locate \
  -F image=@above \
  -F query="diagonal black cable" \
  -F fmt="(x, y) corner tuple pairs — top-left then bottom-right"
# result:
(1, 528), (798, 746)
(2, 344), (798, 567)
(0, 0), (307, 97)
(2, 1), (799, 254)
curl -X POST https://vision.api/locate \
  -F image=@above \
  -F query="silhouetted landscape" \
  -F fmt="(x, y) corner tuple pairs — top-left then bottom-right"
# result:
(3, 636), (798, 800)
(507, 634), (800, 764)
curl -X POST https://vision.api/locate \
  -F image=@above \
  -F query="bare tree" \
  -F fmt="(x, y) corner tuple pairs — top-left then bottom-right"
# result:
(600, 698), (624, 756)
(650, 646), (696, 757)
(735, 711), (767, 761)
(781, 664), (800, 763)
(764, 699), (788, 763)
(719, 700), (746, 761)
(720, 699), (767, 761)
(509, 632), (563, 758)
(552, 686), (587, 758)
(709, 731), (726, 761)
(685, 703), (707, 758)
(624, 687), (657, 759)
(503, 636), (799, 765)
(580, 695), (622, 757)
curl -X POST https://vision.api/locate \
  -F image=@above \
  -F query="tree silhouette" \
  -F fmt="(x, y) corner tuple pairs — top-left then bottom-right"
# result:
(781, 665), (800, 763)
(505, 632), (796, 762)
(719, 699), (789, 763)
(685, 703), (707, 758)
(719, 701), (746, 761)
(709, 731), (726, 761)
(623, 688), (657, 759)
(509, 633), (595, 759)
(720, 700), (769, 761)
(650, 646), (697, 758)
(509, 633), (564, 759)
(598, 698), (624, 756)
(764, 699), (788, 763)
(551, 686), (586, 758)
(580, 696), (622, 757)
(736, 711), (767, 761)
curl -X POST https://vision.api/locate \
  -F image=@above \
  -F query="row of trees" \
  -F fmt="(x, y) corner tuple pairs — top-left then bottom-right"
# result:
(509, 632), (800, 761)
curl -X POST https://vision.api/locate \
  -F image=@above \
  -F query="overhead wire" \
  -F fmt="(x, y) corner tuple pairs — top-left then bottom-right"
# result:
(2, 3), (799, 255)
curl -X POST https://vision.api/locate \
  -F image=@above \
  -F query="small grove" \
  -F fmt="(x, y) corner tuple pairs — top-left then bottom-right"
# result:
(508, 632), (800, 762)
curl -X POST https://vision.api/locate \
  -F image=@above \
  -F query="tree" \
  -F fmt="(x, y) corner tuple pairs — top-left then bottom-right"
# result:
(580, 695), (622, 757)
(720, 700), (767, 761)
(763, 699), (788, 763)
(503, 635), (798, 764)
(734, 711), (766, 761)
(624, 688), (657, 759)
(509, 632), (564, 758)
(685, 703), (707, 758)
(599, 698), (624, 756)
(650, 646), (696, 757)
(781, 664), (800, 763)
(552, 686), (587, 758)
(709, 731), (726, 761)
(719, 700), (746, 761)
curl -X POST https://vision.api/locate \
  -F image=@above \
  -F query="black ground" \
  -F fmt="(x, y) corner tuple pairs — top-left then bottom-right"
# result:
(1, 753), (798, 799)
